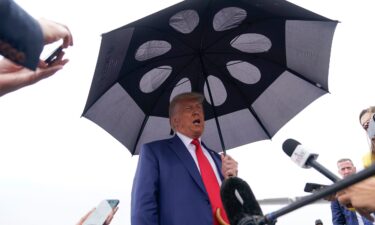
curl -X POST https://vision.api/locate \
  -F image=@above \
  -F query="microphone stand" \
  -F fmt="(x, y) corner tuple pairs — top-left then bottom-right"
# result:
(307, 155), (341, 182)
(252, 163), (375, 225)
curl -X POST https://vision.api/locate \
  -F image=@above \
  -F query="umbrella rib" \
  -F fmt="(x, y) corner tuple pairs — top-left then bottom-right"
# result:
(202, 55), (273, 139)
(119, 53), (196, 84)
(132, 115), (150, 155)
(130, 56), (200, 155)
(130, 25), (201, 52)
(206, 50), (329, 92)
(198, 56), (227, 153)
(203, 16), (334, 54)
(195, 0), (228, 153)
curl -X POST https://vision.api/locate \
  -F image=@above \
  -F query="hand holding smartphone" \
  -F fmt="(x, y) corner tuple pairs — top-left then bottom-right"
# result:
(304, 182), (327, 193)
(44, 45), (63, 65)
(82, 199), (120, 225)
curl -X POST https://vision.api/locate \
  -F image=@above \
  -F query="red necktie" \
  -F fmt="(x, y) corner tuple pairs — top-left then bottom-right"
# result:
(191, 138), (229, 225)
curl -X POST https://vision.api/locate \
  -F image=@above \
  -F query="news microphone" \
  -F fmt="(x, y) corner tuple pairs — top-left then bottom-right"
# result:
(221, 165), (375, 224)
(261, 163), (375, 224)
(282, 138), (340, 182)
(220, 177), (264, 225)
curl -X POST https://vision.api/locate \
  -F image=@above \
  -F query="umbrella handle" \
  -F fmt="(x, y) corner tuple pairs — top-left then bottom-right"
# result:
(216, 208), (230, 225)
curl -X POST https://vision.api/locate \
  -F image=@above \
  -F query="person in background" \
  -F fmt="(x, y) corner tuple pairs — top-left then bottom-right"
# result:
(331, 158), (374, 225)
(131, 92), (238, 225)
(334, 107), (375, 218)
(359, 106), (375, 168)
(0, 0), (73, 96)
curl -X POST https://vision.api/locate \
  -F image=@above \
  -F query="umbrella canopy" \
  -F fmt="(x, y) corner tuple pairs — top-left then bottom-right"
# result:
(83, 0), (338, 155)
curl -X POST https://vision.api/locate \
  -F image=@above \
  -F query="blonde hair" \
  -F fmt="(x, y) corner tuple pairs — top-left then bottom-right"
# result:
(359, 106), (375, 123)
(359, 106), (375, 153)
(169, 92), (204, 130)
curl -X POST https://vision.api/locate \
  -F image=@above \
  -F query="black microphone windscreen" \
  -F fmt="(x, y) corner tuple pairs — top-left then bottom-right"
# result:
(282, 138), (301, 156)
(220, 177), (263, 225)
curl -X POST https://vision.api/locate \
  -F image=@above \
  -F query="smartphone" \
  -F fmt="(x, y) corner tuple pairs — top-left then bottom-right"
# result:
(367, 114), (375, 139)
(44, 45), (63, 65)
(304, 182), (327, 193)
(82, 199), (120, 225)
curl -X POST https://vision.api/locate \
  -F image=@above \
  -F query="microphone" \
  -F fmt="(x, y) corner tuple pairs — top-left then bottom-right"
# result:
(220, 177), (264, 225)
(221, 164), (375, 224)
(282, 138), (340, 182)
(261, 163), (375, 224)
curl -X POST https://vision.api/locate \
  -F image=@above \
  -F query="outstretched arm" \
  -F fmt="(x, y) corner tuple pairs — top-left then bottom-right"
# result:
(0, 0), (73, 70)
(0, 55), (68, 97)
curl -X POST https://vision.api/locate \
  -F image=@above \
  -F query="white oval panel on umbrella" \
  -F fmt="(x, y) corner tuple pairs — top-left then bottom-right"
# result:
(204, 75), (227, 106)
(169, 9), (199, 34)
(227, 60), (261, 84)
(231, 33), (272, 53)
(213, 7), (247, 31)
(135, 40), (172, 61)
(170, 77), (192, 102)
(139, 66), (172, 93)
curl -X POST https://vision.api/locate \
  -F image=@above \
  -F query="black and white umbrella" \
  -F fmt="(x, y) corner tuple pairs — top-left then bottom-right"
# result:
(82, 0), (338, 155)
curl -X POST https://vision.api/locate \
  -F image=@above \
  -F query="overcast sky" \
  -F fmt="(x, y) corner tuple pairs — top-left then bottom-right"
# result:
(1, 0), (375, 225)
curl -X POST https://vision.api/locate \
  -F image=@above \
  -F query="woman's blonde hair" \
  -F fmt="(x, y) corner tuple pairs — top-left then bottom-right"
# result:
(359, 106), (375, 123)
(359, 106), (375, 153)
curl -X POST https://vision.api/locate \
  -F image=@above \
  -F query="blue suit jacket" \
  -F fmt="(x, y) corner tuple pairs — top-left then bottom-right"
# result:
(131, 135), (224, 225)
(331, 200), (373, 225)
(0, 0), (43, 70)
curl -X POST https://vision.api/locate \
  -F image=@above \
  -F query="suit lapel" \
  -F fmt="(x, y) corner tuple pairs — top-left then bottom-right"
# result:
(168, 136), (207, 193)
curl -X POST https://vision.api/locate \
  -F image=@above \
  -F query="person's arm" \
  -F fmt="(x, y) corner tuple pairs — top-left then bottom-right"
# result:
(0, 0), (43, 70)
(331, 200), (346, 225)
(0, 56), (68, 97)
(131, 144), (160, 225)
(220, 154), (238, 179)
(337, 177), (375, 212)
(0, 0), (73, 71)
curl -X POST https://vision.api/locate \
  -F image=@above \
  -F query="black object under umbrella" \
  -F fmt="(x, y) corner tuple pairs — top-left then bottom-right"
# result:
(82, 0), (338, 155)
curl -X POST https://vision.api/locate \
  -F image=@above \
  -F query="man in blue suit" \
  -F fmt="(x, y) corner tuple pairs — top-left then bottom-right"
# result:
(0, 0), (73, 96)
(131, 92), (238, 225)
(331, 158), (374, 225)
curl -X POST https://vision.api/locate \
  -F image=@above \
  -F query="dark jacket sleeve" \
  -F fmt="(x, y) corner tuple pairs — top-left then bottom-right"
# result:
(331, 200), (346, 225)
(131, 143), (160, 225)
(0, 0), (43, 70)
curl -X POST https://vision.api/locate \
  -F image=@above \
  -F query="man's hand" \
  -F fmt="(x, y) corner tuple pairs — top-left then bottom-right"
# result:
(221, 154), (238, 179)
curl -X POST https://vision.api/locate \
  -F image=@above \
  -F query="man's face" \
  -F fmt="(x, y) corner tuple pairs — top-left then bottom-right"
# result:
(171, 98), (205, 139)
(337, 160), (356, 178)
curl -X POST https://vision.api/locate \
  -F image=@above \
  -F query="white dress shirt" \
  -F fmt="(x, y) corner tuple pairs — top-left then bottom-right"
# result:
(176, 132), (222, 185)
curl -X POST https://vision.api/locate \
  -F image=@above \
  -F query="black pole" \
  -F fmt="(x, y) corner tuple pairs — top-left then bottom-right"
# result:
(261, 163), (375, 224)
(308, 158), (341, 182)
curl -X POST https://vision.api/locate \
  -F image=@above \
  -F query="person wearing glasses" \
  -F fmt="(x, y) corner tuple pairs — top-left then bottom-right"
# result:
(359, 106), (375, 168)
